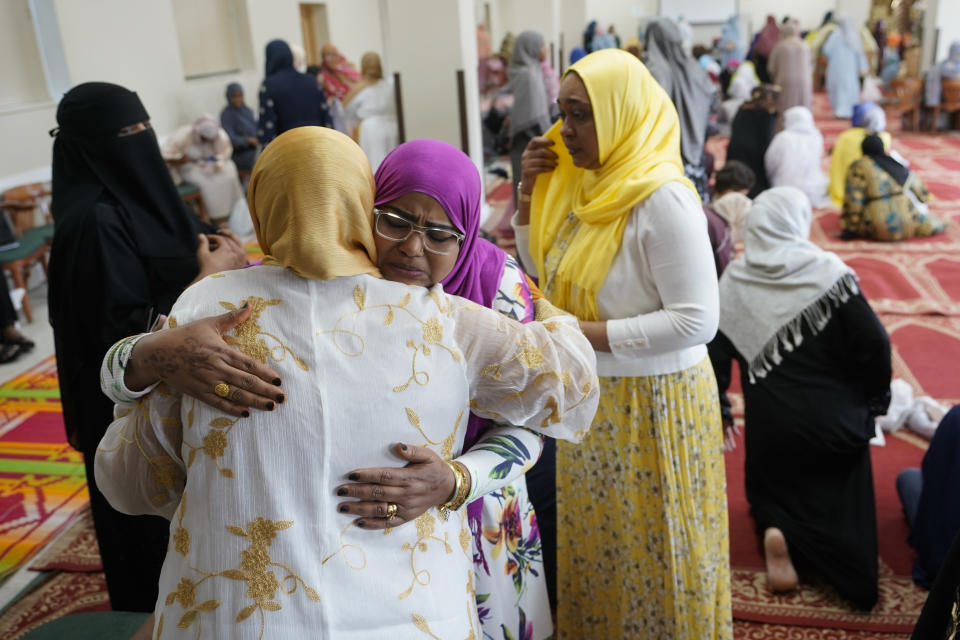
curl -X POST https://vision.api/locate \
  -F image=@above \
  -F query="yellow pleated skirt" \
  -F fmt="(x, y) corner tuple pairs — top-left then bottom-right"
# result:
(556, 357), (732, 640)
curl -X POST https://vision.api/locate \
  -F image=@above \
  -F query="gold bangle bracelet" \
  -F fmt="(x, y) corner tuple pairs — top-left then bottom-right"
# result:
(439, 460), (470, 520)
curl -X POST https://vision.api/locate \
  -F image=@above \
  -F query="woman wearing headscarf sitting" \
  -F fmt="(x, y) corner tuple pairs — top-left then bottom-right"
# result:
(508, 31), (553, 203)
(99, 138), (569, 638)
(48, 82), (248, 615)
(896, 406), (960, 589)
(829, 103), (890, 204)
(924, 41), (960, 115)
(765, 106), (827, 205)
(768, 20), (813, 116)
(644, 17), (718, 201)
(94, 127), (599, 639)
(726, 84), (780, 198)
(258, 39), (331, 146)
(750, 16), (781, 83)
(823, 15), (868, 119)
(710, 187), (891, 610)
(516, 49), (730, 639)
(220, 83), (259, 173)
(342, 52), (398, 171)
(842, 134), (946, 241)
(711, 160), (756, 247)
(162, 115), (244, 226)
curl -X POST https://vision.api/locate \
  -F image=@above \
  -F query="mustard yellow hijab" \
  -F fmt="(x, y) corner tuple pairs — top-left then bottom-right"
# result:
(247, 126), (381, 280)
(529, 49), (697, 320)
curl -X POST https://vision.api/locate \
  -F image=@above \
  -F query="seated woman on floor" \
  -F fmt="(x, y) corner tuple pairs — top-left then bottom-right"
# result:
(162, 115), (244, 226)
(842, 134), (946, 241)
(828, 103), (890, 205)
(709, 186), (892, 610)
(710, 160), (755, 248)
(896, 405), (960, 589)
(765, 106), (828, 206)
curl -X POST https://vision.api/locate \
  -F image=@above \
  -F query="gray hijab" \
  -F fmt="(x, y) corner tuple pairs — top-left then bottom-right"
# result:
(644, 17), (716, 167)
(718, 187), (857, 382)
(508, 31), (552, 137)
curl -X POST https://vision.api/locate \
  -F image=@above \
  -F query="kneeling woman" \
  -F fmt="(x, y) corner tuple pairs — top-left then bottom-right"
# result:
(710, 187), (892, 610)
(842, 134), (946, 241)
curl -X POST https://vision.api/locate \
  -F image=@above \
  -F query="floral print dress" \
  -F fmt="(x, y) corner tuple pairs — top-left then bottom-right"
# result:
(456, 255), (553, 640)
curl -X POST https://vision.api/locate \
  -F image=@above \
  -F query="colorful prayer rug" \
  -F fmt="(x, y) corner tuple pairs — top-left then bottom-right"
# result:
(28, 509), (100, 573)
(0, 571), (108, 640)
(0, 356), (87, 582)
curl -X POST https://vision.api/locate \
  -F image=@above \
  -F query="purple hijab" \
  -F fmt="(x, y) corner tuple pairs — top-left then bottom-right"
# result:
(374, 139), (511, 536)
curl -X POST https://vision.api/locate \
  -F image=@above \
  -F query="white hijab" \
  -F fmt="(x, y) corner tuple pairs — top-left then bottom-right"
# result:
(765, 106), (827, 204)
(718, 187), (857, 382)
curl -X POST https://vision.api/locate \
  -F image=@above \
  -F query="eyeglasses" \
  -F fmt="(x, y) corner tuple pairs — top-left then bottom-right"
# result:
(374, 208), (464, 256)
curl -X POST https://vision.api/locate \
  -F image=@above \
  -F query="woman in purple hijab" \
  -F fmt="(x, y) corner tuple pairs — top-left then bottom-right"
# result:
(350, 139), (556, 638)
(101, 138), (560, 638)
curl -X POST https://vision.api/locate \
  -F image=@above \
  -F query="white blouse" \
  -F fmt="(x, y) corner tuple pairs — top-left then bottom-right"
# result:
(515, 181), (719, 377)
(94, 265), (598, 640)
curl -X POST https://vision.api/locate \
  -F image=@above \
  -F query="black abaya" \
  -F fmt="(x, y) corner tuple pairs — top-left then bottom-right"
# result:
(710, 292), (891, 610)
(726, 107), (777, 198)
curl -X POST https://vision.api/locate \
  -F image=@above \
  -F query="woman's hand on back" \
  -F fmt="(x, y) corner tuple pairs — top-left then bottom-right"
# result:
(195, 230), (248, 281)
(126, 305), (283, 417)
(335, 443), (463, 530)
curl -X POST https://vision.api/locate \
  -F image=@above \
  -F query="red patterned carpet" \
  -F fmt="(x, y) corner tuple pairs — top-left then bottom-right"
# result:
(717, 94), (960, 638)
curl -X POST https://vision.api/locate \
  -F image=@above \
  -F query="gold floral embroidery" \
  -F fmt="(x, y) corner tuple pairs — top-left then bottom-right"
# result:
(95, 400), (182, 505)
(173, 496), (190, 556)
(404, 407), (462, 460)
(321, 521), (368, 570)
(220, 297), (308, 370)
(164, 517), (320, 640)
(168, 316), (178, 328)
(183, 414), (240, 478)
(399, 512), (453, 599)
(317, 285), (463, 393)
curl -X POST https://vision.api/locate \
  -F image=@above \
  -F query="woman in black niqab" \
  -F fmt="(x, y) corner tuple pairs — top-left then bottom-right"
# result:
(48, 82), (225, 613)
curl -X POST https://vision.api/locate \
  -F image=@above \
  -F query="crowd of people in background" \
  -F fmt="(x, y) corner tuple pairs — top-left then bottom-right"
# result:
(34, 8), (960, 640)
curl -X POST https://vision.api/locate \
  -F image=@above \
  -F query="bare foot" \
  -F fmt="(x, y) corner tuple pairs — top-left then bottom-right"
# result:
(130, 613), (154, 640)
(764, 527), (799, 593)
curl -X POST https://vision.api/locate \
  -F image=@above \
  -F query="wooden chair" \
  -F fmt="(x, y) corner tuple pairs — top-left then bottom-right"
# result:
(885, 78), (923, 131)
(177, 183), (209, 223)
(1, 182), (51, 236)
(930, 78), (960, 131)
(0, 227), (50, 323)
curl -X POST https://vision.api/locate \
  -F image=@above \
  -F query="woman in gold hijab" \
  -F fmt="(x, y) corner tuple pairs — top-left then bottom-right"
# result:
(94, 127), (600, 639)
(513, 49), (731, 639)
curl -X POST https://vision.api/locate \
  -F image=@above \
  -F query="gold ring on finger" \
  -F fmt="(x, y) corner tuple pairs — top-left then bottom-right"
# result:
(385, 503), (398, 519)
(214, 383), (230, 398)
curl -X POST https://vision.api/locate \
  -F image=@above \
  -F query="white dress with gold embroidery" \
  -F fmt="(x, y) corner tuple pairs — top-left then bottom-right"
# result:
(94, 265), (598, 640)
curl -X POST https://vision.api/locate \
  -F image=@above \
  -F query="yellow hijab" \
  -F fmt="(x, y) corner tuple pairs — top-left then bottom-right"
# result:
(247, 126), (381, 280)
(529, 49), (697, 320)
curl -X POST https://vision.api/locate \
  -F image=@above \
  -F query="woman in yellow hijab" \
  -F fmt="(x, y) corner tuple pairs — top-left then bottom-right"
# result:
(513, 49), (731, 639)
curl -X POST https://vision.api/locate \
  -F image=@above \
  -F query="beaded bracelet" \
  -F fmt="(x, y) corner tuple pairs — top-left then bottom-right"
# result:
(438, 460), (470, 521)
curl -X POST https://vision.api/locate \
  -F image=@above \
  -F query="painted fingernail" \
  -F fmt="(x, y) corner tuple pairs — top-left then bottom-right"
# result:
(355, 520), (365, 528)
(241, 302), (248, 309)
(272, 378), (282, 386)
(336, 488), (347, 496)
(276, 394), (285, 403)
(241, 410), (250, 418)
(266, 401), (275, 411)
(399, 443), (408, 451)
(338, 504), (349, 513)
(348, 472), (360, 481)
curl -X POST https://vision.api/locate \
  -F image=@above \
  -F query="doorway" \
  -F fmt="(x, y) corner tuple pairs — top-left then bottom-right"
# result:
(299, 3), (329, 66)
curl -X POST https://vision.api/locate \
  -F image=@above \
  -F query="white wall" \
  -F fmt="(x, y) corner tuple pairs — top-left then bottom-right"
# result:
(0, 0), (387, 184)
